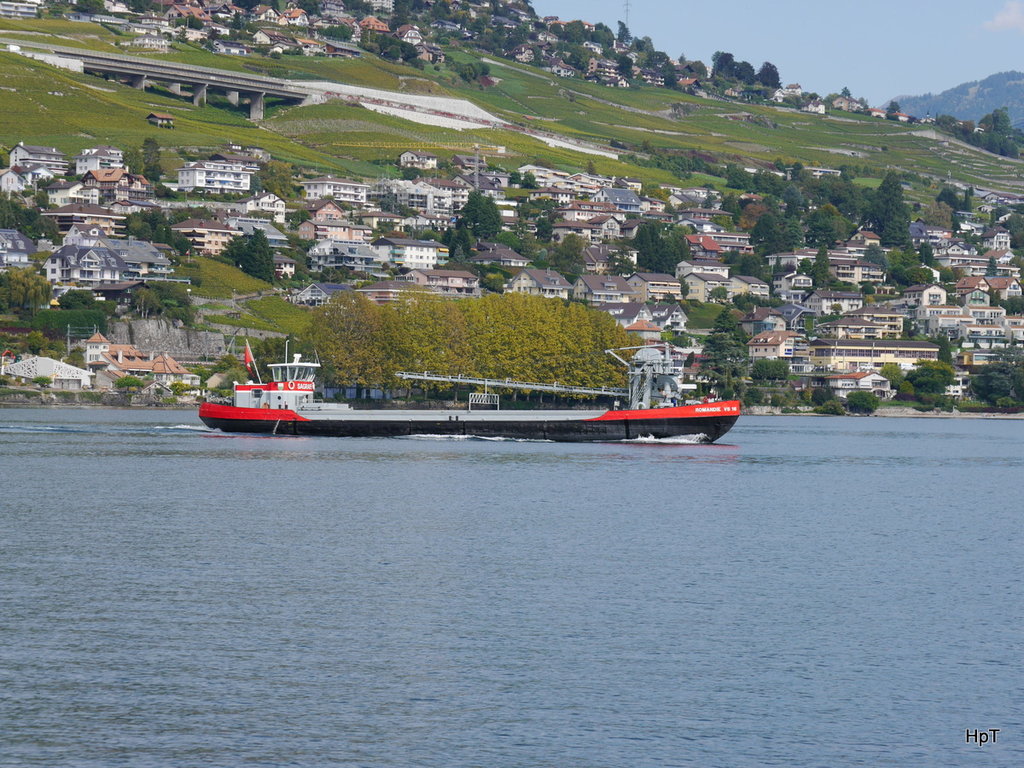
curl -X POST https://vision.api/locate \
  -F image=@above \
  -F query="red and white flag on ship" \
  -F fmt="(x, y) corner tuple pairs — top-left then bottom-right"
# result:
(243, 341), (255, 374)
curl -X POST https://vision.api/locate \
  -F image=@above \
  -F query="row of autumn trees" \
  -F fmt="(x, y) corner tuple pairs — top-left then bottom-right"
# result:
(306, 292), (633, 393)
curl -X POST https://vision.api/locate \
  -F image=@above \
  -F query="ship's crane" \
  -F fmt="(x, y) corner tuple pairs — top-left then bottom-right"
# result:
(396, 345), (695, 411)
(605, 343), (697, 410)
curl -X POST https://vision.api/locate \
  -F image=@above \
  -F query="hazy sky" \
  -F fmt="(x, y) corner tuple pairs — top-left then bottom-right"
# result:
(533, 0), (1024, 104)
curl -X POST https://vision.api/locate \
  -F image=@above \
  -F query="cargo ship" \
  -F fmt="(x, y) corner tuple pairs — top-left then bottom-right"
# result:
(198, 345), (740, 443)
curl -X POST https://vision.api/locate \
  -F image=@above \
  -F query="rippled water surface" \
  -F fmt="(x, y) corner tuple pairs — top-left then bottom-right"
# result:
(1, 408), (1021, 766)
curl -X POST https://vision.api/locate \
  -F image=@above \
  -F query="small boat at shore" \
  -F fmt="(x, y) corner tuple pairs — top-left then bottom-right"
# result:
(198, 345), (740, 443)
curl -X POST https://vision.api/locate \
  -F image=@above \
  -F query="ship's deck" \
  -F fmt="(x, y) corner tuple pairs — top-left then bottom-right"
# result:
(296, 406), (608, 422)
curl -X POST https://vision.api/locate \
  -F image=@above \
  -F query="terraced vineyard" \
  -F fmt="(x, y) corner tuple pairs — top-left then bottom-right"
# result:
(2, 17), (1022, 195)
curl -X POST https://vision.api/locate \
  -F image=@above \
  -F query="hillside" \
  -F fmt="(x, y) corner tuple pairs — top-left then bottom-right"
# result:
(898, 71), (1024, 127)
(2, 17), (1024, 196)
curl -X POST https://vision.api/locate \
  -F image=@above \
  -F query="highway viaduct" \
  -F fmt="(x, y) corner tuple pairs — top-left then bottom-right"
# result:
(3, 39), (310, 119)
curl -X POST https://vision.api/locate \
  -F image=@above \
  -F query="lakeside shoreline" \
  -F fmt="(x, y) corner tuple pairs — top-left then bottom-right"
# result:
(744, 405), (1024, 419)
(4, 397), (1023, 420)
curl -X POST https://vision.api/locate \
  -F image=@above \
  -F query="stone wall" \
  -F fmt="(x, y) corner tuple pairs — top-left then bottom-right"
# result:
(108, 318), (226, 360)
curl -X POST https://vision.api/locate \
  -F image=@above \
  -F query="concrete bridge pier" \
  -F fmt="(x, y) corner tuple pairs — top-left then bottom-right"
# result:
(168, 82), (183, 96)
(192, 82), (208, 106)
(249, 91), (265, 120)
(130, 74), (147, 89)
(227, 90), (239, 106)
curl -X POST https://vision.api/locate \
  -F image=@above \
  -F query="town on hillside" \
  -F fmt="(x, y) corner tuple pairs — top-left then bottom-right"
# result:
(1, 1), (1023, 409)
(2, 129), (1023, 411)
(3, 0), (1015, 135)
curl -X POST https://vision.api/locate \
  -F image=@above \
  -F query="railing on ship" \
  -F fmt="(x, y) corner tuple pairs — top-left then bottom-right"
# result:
(395, 371), (628, 399)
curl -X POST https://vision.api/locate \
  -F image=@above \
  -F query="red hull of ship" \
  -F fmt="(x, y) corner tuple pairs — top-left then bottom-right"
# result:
(198, 401), (741, 443)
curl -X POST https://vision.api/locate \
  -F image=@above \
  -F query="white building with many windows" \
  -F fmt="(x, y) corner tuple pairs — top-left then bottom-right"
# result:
(0, 0), (42, 19)
(308, 239), (387, 275)
(371, 237), (448, 270)
(9, 142), (67, 174)
(300, 177), (371, 206)
(371, 178), (453, 215)
(176, 161), (253, 193)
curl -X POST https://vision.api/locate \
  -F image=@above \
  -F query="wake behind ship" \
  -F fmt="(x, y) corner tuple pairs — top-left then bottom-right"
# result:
(199, 346), (740, 443)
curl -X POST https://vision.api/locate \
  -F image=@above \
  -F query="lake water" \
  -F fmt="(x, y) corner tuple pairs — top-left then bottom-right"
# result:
(1, 408), (1021, 767)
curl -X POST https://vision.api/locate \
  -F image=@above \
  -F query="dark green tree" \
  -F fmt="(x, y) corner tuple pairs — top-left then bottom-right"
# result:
(711, 51), (735, 78)
(866, 172), (911, 247)
(750, 358), (788, 381)
(459, 190), (501, 239)
(905, 360), (955, 395)
(805, 204), (851, 248)
(936, 187), (961, 211)
(733, 61), (756, 84)
(811, 245), (831, 287)
(633, 221), (677, 273)
(246, 230), (275, 282)
(845, 391), (879, 414)
(751, 211), (788, 256)
(444, 226), (474, 261)
(811, 387), (834, 406)
(970, 361), (1020, 404)
(142, 137), (162, 182)
(862, 243), (886, 266)
(549, 234), (586, 275)
(223, 231), (274, 282)
(756, 61), (781, 89)
(57, 289), (96, 310)
(115, 375), (146, 391)
(534, 215), (553, 243)
(782, 185), (805, 217)
(124, 146), (144, 176)
(701, 308), (749, 396)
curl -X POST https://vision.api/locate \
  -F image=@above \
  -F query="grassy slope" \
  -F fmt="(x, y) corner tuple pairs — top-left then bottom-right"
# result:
(174, 257), (272, 298)
(2, 19), (1022, 194)
(244, 296), (311, 335)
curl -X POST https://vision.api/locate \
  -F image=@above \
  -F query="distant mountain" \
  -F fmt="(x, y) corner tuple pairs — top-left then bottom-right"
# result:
(898, 71), (1024, 126)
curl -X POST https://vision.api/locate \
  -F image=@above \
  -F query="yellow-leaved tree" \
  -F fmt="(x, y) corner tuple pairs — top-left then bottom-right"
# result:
(307, 291), (398, 390)
(307, 292), (634, 395)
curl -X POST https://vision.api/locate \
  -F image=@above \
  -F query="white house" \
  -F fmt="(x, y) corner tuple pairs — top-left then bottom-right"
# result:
(505, 268), (572, 299)
(0, 168), (27, 195)
(44, 244), (125, 285)
(804, 290), (864, 316)
(398, 150), (438, 170)
(825, 371), (893, 400)
(238, 191), (286, 223)
(73, 146), (125, 175)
